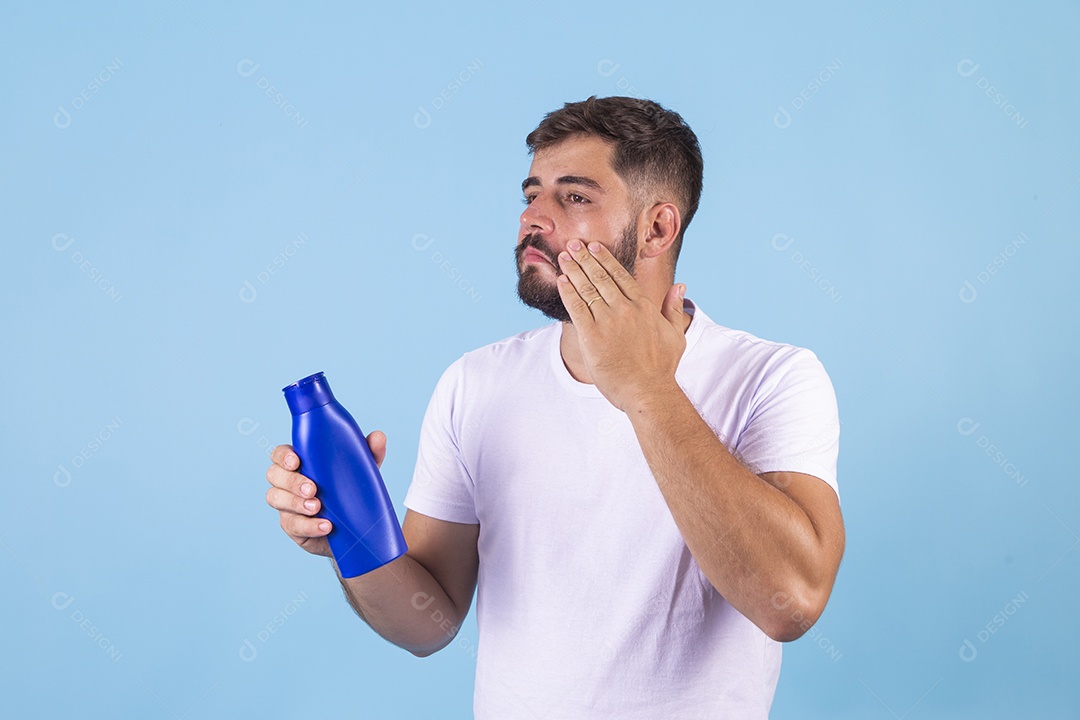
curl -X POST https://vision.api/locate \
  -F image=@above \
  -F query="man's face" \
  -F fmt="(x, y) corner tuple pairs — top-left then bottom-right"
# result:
(515, 135), (640, 323)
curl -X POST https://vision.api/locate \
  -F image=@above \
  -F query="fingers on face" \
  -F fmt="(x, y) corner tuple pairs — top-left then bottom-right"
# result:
(559, 242), (630, 305)
(558, 251), (602, 307)
(585, 242), (638, 299)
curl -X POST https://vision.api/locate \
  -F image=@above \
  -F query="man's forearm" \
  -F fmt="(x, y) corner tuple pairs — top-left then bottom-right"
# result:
(332, 553), (463, 657)
(625, 381), (829, 639)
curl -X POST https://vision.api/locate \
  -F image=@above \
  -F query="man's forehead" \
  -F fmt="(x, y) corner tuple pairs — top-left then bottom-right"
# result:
(526, 135), (620, 184)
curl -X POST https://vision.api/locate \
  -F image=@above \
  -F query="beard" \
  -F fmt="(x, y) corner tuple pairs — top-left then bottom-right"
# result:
(515, 220), (639, 323)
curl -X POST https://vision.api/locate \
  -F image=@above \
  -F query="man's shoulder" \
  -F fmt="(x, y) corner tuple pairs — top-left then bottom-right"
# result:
(689, 302), (820, 369)
(684, 303), (834, 410)
(463, 321), (557, 361)
(437, 321), (558, 383)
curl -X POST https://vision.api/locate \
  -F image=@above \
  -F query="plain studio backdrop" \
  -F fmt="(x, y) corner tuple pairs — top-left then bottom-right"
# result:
(1, 1), (1077, 718)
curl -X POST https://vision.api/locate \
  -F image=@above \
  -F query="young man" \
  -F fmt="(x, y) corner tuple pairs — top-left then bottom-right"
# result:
(266, 96), (844, 718)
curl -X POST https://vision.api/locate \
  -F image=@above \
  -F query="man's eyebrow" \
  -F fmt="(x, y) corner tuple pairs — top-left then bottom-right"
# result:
(521, 175), (604, 193)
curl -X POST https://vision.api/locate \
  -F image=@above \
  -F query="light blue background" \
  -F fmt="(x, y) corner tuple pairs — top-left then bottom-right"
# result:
(2, 1), (1077, 717)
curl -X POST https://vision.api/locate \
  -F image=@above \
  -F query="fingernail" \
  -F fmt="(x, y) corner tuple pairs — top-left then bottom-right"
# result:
(679, 284), (686, 298)
(302, 482), (314, 496)
(319, 522), (330, 532)
(304, 500), (317, 511)
(568, 240), (582, 251)
(287, 455), (297, 469)
(588, 242), (601, 253)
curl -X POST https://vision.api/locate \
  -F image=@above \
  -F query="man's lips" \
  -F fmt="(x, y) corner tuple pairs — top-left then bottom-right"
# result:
(523, 247), (555, 266)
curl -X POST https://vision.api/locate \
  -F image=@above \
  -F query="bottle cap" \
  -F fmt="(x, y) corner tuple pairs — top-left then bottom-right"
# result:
(283, 372), (336, 415)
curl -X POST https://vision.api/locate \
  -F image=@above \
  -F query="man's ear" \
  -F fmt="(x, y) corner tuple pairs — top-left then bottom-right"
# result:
(639, 202), (682, 260)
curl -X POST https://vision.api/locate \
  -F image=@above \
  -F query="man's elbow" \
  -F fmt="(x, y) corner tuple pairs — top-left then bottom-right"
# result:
(761, 586), (829, 642)
(406, 636), (452, 658)
(405, 623), (463, 657)
(409, 645), (439, 658)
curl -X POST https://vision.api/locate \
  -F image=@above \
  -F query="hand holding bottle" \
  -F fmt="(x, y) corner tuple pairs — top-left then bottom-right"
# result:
(264, 430), (389, 558)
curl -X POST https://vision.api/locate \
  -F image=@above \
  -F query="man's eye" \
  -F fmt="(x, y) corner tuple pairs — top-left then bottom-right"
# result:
(521, 193), (588, 206)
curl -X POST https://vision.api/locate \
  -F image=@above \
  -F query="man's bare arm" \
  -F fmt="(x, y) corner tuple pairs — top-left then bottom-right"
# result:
(624, 385), (845, 642)
(334, 510), (480, 657)
(267, 442), (479, 657)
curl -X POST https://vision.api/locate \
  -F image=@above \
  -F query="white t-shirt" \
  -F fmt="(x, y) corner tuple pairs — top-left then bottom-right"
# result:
(404, 298), (840, 719)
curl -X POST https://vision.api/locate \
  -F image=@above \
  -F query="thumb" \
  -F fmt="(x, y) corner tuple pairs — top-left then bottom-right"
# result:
(662, 283), (687, 327)
(366, 430), (387, 468)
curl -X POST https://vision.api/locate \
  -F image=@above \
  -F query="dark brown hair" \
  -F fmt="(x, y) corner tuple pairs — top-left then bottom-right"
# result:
(525, 96), (703, 269)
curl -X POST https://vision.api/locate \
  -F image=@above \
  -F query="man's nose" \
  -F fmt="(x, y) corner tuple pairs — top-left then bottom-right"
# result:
(519, 195), (554, 234)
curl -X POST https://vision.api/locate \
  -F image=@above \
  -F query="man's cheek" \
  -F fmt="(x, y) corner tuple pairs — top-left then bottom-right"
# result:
(567, 220), (598, 241)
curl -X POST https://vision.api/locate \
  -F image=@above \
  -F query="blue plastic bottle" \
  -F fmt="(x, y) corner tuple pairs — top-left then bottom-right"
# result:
(282, 372), (407, 578)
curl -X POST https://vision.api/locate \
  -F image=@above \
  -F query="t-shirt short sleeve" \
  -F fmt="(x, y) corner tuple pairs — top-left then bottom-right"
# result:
(403, 359), (480, 524)
(734, 347), (840, 502)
